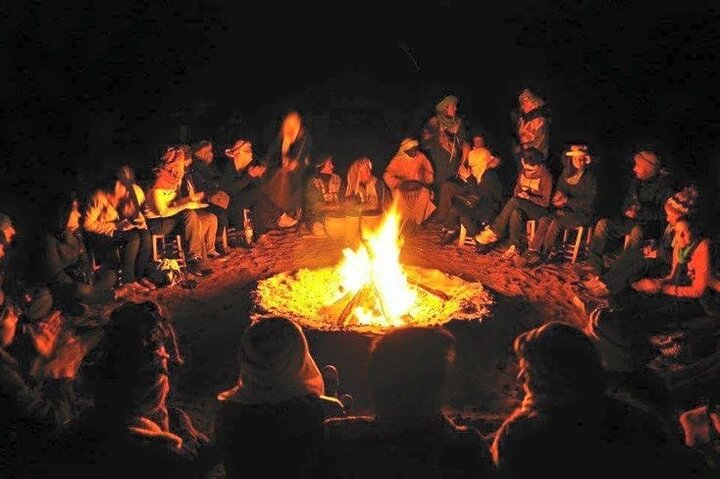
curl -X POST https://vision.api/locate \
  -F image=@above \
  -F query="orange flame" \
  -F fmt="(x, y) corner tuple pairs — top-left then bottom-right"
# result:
(331, 205), (416, 326)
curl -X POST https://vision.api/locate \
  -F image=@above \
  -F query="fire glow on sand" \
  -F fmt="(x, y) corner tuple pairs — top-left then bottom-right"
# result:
(253, 206), (493, 334)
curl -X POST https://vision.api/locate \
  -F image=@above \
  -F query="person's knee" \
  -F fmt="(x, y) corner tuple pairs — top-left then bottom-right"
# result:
(594, 218), (610, 236)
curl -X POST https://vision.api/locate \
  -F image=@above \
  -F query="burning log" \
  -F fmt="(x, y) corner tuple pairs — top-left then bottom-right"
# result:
(407, 278), (450, 302)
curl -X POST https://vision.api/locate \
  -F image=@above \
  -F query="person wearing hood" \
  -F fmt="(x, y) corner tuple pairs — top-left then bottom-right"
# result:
(422, 95), (469, 220)
(475, 147), (553, 260)
(215, 316), (345, 478)
(516, 144), (598, 266)
(383, 138), (436, 229)
(344, 156), (388, 213)
(440, 134), (504, 245)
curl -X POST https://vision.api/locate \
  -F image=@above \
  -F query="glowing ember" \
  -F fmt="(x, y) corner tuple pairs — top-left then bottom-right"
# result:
(253, 206), (493, 333)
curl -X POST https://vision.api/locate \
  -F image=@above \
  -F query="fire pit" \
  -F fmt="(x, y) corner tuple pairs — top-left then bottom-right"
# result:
(252, 207), (493, 334)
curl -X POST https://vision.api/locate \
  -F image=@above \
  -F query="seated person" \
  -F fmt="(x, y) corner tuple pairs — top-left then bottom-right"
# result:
(215, 316), (345, 479)
(46, 300), (217, 478)
(475, 147), (553, 260)
(313, 325), (495, 478)
(144, 146), (217, 276)
(439, 140), (503, 244)
(581, 185), (699, 302)
(0, 299), (90, 475)
(517, 143), (598, 266)
(41, 193), (117, 312)
(493, 322), (687, 478)
(222, 139), (267, 234)
(436, 133), (489, 227)
(586, 149), (674, 274)
(83, 168), (154, 295)
(304, 154), (342, 236)
(343, 156), (389, 214)
(188, 140), (231, 252)
(383, 138), (436, 229)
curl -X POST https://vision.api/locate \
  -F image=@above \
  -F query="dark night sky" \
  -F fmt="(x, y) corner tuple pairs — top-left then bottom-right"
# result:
(1, 0), (719, 226)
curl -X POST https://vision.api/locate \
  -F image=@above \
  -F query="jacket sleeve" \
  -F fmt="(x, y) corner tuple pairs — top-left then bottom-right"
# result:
(42, 236), (73, 285)
(83, 193), (117, 236)
(383, 158), (402, 190)
(149, 189), (187, 218)
(637, 177), (674, 224)
(0, 364), (74, 430)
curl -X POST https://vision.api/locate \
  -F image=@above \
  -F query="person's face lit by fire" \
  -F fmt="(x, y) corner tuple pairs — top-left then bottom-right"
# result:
(673, 220), (693, 249)
(571, 154), (589, 170)
(229, 141), (253, 171)
(358, 163), (372, 184)
(319, 157), (335, 175)
(66, 200), (81, 232)
(445, 102), (458, 118)
(664, 203), (682, 226)
(632, 154), (657, 181)
(195, 144), (214, 164)
(0, 306), (19, 348)
(1, 222), (15, 246)
(281, 112), (302, 141)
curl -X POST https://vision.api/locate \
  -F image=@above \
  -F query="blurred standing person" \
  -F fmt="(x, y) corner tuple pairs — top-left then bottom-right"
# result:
(513, 87), (550, 168)
(260, 110), (313, 229)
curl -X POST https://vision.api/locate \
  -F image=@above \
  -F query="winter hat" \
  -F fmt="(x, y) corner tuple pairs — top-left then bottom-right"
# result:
(665, 184), (699, 217)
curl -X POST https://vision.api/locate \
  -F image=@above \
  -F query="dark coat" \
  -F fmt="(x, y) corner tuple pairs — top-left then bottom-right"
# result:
(215, 394), (345, 479)
(313, 413), (495, 479)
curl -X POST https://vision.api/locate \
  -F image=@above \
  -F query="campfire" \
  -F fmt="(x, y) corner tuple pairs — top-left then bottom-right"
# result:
(253, 206), (493, 333)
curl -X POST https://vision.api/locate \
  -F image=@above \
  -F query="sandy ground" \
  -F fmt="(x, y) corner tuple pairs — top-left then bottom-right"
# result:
(118, 221), (597, 439)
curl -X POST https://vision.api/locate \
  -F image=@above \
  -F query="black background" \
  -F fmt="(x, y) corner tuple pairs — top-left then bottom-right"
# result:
(2, 0), (718, 235)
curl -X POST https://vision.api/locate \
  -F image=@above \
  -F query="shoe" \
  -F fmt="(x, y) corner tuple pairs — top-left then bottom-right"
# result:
(583, 275), (610, 297)
(278, 213), (298, 228)
(138, 277), (158, 291)
(501, 245), (519, 260)
(130, 281), (149, 293)
(474, 227), (498, 245)
(440, 229), (458, 245)
(475, 243), (492, 255)
(187, 259), (213, 277)
(207, 250), (222, 259)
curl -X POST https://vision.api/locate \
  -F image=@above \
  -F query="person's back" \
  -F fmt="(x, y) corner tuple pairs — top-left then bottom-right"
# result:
(319, 413), (493, 479)
(493, 394), (678, 479)
(314, 326), (495, 479)
(217, 394), (344, 478)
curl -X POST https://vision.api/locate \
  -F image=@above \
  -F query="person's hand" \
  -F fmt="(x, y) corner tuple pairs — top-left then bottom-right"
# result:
(248, 165), (266, 178)
(31, 310), (63, 358)
(624, 206), (638, 219)
(552, 191), (567, 207)
(642, 245), (658, 259)
(117, 219), (136, 231)
(516, 191), (529, 200)
(632, 278), (662, 294)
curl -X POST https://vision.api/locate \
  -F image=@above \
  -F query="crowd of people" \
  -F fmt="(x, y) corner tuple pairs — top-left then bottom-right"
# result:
(1, 87), (720, 477)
